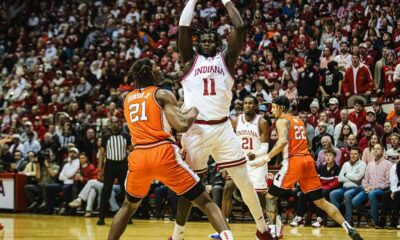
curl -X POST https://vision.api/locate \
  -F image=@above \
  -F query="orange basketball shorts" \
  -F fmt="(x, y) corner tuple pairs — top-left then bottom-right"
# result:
(273, 155), (322, 194)
(125, 143), (199, 199)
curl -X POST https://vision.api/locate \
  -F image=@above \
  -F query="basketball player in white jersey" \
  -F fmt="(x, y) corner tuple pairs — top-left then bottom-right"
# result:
(209, 96), (283, 239)
(170, 1), (273, 240)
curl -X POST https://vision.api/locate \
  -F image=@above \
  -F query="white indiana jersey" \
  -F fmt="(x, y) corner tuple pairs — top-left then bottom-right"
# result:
(181, 53), (234, 121)
(236, 114), (262, 157)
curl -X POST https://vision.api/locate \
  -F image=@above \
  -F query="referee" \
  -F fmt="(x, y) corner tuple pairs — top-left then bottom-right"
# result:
(97, 116), (132, 225)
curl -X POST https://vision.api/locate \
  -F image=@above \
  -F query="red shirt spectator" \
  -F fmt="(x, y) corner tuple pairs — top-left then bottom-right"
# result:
(348, 99), (367, 129)
(343, 55), (374, 96)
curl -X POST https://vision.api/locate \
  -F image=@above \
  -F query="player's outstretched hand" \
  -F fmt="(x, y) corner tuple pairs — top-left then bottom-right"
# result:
(249, 155), (270, 168)
(249, 159), (267, 168)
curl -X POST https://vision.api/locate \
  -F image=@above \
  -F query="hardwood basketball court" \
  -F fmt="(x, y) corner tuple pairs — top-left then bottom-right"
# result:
(1, 214), (399, 239)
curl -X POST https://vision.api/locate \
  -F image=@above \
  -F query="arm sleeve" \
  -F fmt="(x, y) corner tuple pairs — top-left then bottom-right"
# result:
(179, 0), (197, 26)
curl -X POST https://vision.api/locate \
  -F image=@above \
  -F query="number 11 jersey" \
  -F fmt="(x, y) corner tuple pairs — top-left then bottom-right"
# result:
(181, 53), (234, 121)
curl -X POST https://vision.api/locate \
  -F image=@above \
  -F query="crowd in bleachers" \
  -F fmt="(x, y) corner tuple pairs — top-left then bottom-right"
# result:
(0, 0), (400, 229)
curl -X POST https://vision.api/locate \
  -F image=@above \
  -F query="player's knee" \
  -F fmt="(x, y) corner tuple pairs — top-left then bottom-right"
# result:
(223, 180), (235, 196)
(266, 197), (278, 213)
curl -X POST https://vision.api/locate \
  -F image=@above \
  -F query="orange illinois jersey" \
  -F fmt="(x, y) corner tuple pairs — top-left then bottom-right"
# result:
(280, 114), (309, 159)
(124, 86), (174, 145)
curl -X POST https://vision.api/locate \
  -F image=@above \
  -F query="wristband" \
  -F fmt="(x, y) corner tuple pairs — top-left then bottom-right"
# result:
(264, 155), (271, 163)
(222, 0), (232, 5)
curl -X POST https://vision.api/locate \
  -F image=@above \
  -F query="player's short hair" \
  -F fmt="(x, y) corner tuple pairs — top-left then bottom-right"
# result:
(193, 20), (222, 54)
(272, 96), (290, 111)
(244, 95), (259, 106)
(127, 58), (153, 88)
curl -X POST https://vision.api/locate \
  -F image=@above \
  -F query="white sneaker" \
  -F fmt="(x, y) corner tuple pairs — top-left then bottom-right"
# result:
(290, 216), (303, 227)
(312, 217), (323, 228)
(68, 198), (82, 208)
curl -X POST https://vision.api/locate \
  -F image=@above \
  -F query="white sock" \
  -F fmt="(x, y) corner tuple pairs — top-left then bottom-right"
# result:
(219, 230), (234, 240)
(342, 221), (353, 234)
(172, 223), (185, 240)
(269, 225), (276, 237)
(226, 218), (230, 223)
(227, 166), (267, 233)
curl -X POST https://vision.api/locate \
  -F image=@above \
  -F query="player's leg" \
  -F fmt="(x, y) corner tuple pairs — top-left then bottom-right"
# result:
(173, 129), (210, 239)
(108, 148), (153, 240)
(221, 178), (236, 221)
(213, 122), (271, 239)
(108, 195), (142, 240)
(300, 159), (363, 240)
(175, 170), (206, 226)
(226, 164), (273, 240)
(161, 144), (233, 240)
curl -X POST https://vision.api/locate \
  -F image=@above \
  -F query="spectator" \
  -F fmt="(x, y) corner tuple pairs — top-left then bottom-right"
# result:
(284, 78), (298, 107)
(330, 147), (366, 224)
(334, 42), (352, 72)
(25, 149), (60, 211)
(379, 50), (398, 102)
(327, 97), (341, 126)
(334, 109), (358, 144)
(352, 143), (392, 227)
(74, 153), (97, 187)
(348, 99), (367, 130)
(23, 131), (41, 156)
(316, 136), (342, 168)
(374, 48), (388, 90)
(299, 111), (315, 146)
(320, 47), (335, 71)
(382, 122), (397, 150)
(76, 128), (97, 165)
(307, 100), (320, 128)
(0, 144), (14, 172)
(314, 112), (335, 137)
(312, 122), (334, 154)
(9, 134), (25, 157)
(45, 147), (80, 215)
(358, 109), (384, 140)
(336, 124), (354, 149)
(371, 100), (388, 126)
(385, 133), (400, 164)
(362, 134), (380, 165)
(385, 161), (400, 228)
(339, 134), (359, 166)
(343, 55), (373, 107)
(386, 99), (400, 128)
(358, 124), (375, 152)
(297, 58), (320, 112)
(320, 63), (343, 106)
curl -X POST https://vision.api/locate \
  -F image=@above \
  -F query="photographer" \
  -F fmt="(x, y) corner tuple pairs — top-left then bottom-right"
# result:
(24, 149), (60, 211)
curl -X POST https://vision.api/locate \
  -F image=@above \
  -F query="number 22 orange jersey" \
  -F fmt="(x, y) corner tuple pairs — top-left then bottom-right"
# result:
(280, 114), (309, 159)
(124, 86), (174, 145)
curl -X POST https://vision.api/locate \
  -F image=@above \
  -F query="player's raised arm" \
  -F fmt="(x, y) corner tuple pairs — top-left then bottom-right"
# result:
(178, 0), (196, 65)
(222, 0), (245, 73)
(156, 89), (199, 132)
(251, 118), (289, 167)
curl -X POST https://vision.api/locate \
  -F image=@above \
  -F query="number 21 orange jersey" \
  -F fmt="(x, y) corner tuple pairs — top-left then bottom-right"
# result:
(124, 86), (174, 145)
(280, 114), (309, 159)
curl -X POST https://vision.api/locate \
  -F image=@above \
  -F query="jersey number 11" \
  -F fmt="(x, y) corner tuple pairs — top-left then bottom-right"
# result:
(203, 78), (216, 96)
